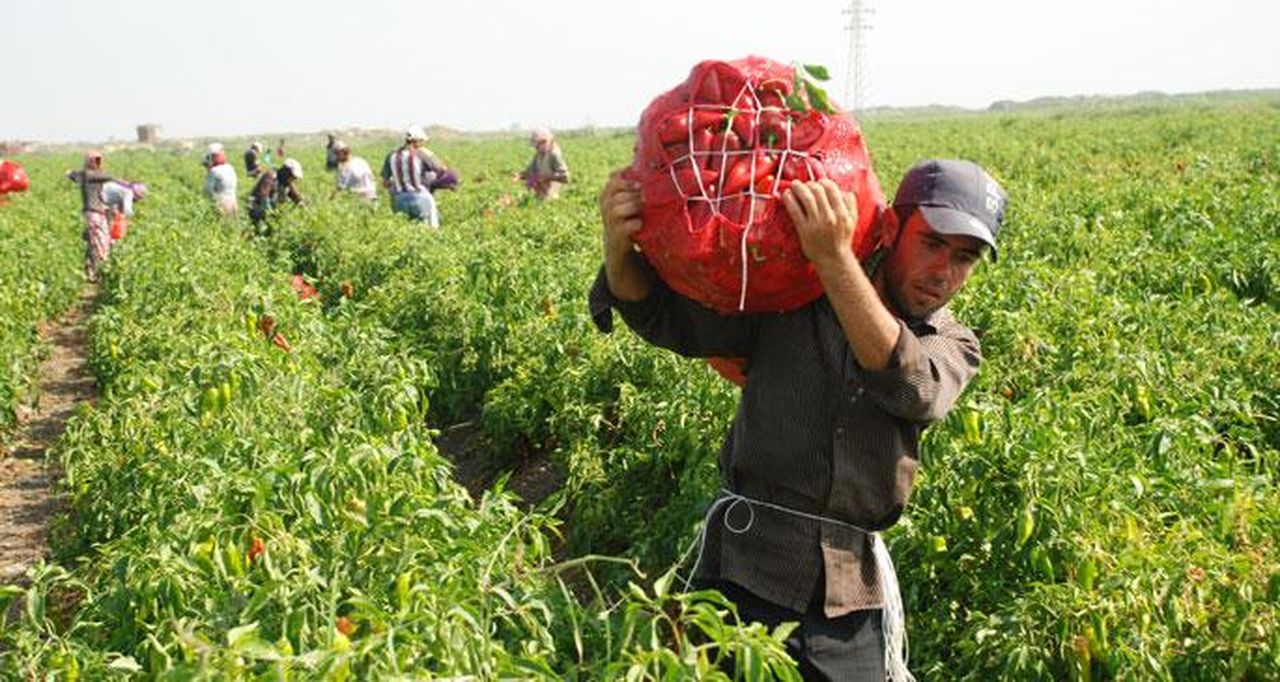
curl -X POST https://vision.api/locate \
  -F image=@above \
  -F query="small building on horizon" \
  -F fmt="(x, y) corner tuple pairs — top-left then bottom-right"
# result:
(136, 123), (162, 144)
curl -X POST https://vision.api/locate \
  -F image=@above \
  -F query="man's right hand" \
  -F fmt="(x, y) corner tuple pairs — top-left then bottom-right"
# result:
(600, 171), (643, 258)
(599, 170), (651, 301)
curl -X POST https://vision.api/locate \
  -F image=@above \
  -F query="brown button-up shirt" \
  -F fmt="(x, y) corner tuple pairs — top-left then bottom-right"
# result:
(589, 265), (981, 616)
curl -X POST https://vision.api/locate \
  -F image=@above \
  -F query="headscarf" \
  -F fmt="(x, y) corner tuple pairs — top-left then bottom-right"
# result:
(530, 128), (554, 147)
(84, 150), (104, 169)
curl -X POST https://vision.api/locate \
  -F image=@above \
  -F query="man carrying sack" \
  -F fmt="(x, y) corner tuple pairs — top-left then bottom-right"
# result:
(590, 159), (1009, 680)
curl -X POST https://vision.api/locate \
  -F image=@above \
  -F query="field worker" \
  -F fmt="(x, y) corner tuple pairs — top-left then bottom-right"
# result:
(245, 141), (267, 178)
(325, 133), (340, 172)
(591, 158), (1008, 680)
(247, 166), (277, 228)
(276, 158), (305, 206)
(381, 126), (449, 227)
(65, 150), (116, 282)
(101, 180), (145, 218)
(333, 140), (377, 201)
(519, 127), (570, 200)
(204, 144), (238, 217)
(101, 181), (147, 240)
(247, 159), (304, 229)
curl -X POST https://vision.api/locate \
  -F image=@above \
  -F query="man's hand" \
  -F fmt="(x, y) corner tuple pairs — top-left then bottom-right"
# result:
(599, 170), (651, 301)
(782, 179), (859, 271)
(600, 171), (643, 261)
(783, 179), (901, 370)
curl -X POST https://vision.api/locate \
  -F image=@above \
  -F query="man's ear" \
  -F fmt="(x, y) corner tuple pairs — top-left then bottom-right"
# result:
(874, 206), (901, 251)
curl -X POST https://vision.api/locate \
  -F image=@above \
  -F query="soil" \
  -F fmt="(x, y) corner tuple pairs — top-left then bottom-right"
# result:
(0, 288), (97, 587)
(433, 419), (565, 508)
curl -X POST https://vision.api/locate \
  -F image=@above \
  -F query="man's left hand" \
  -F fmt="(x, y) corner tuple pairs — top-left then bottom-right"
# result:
(782, 179), (859, 270)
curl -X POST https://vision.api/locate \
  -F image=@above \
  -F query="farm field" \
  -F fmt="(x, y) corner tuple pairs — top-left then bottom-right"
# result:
(1, 97), (1278, 680)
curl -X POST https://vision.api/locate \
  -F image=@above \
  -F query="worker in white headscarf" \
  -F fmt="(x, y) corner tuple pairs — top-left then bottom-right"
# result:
(519, 127), (570, 200)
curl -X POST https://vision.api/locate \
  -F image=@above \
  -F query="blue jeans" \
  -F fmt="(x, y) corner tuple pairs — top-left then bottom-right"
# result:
(392, 190), (439, 227)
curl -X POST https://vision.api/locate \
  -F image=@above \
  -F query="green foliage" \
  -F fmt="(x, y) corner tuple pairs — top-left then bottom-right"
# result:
(0, 158), (84, 434)
(2, 98), (1278, 679)
(0, 145), (792, 679)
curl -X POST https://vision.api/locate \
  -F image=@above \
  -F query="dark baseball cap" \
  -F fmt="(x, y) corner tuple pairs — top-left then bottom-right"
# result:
(892, 159), (1008, 260)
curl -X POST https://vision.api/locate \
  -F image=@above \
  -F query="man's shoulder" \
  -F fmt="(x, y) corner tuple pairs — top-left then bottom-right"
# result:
(915, 306), (977, 342)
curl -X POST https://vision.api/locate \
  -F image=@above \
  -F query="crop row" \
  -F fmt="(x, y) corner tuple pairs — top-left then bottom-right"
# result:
(0, 159), (85, 434)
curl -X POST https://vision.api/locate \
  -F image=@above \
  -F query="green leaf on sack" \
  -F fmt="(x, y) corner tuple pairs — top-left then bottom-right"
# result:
(802, 64), (831, 81)
(805, 82), (836, 114)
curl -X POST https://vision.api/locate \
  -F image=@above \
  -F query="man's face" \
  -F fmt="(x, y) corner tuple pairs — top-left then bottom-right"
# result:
(880, 210), (986, 318)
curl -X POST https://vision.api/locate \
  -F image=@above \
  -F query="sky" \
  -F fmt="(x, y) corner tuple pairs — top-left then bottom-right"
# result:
(4, 0), (1277, 143)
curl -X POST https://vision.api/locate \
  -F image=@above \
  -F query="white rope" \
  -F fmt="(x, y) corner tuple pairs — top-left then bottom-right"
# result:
(678, 489), (914, 681)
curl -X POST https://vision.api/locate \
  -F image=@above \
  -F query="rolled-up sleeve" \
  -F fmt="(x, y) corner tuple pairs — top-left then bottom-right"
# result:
(859, 317), (981, 422)
(588, 266), (754, 358)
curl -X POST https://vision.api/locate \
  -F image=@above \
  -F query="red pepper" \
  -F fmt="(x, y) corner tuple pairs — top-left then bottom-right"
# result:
(271, 333), (292, 353)
(695, 69), (723, 104)
(673, 163), (719, 197)
(664, 142), (691, 164)
(657, 109), (728, 145)
(721, 155), (753, 196)
(780, 155), (816, 182)
(755, 174), (790, 196)
(688, 203), (716, 232)
(248, 537), (266, 563)
(721, 151), (776, 196)
(757, 110), (788, 148)
(789, 111), (826, 149)
(691, 127), (716, 168)
(755, 78), (792, 109)
(710, 130), (743, 153)
(729, 108), (756, 146)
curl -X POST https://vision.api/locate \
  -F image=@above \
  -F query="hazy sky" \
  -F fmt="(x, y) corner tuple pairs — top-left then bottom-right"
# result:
(5, 0), (1277, 142)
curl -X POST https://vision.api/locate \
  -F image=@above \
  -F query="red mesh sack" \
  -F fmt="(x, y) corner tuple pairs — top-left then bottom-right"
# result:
(0, 160), (30, 195)
(627, 56), (885, 314)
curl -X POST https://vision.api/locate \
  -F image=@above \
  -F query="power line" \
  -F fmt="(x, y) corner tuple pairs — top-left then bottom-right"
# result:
(842, 0), (874, 111)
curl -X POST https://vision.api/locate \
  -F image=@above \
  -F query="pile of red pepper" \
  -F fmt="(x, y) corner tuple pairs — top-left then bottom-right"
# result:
(0, 160), (29, 201)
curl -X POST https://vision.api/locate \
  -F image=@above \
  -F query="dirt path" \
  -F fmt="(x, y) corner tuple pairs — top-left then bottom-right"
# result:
(0, 288), (97, 586)
(435, 420), (564, 507)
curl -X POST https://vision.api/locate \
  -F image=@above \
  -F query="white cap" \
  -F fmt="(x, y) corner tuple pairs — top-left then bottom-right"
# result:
(283, 158), (303, 179)
(405, 126), (428, 142)
(206, 142), (224, 155)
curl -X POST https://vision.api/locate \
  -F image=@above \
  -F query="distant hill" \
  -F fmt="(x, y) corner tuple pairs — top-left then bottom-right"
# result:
(860, 88), (1280, 119)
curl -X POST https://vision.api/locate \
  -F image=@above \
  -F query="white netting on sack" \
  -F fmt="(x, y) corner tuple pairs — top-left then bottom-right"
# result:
(662, 81), (827, 309)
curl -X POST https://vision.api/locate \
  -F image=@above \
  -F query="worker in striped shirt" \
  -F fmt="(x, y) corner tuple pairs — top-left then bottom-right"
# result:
(381, 126), (449, 227)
